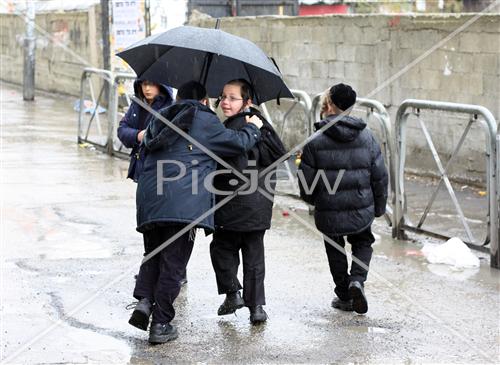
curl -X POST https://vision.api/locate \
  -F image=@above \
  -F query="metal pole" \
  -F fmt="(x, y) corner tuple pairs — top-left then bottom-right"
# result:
(100, 0), (111, 71)
(23, 0), (35, 101)
(494, 133), (500, 268)
(231, 0), (238, 16)
(107, 75), (119, 155)
(100, 0), (111, 106)
(145, 0), (151, 37)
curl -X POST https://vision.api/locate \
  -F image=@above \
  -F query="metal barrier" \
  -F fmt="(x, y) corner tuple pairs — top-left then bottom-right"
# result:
(394, 99), (498, 268)
(261, 89), (312, 136)
(496, 132), (500, 267)
(77, 68), (113, 152)
(310, 93), (396, 227)
(109, 72), (137, 157)
(77, 69), (500, 267)
(261, 90), (313, 196)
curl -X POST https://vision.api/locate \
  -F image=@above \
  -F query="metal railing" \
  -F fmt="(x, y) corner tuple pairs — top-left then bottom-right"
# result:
(496, 132), (500, 267)
(261, 90), (313, 196)
(394, 99), (498, 268)
(77, 68), (113, 152)
(109, 72), (137, 157)
(310, 93), (396, 228)
(77, 69), (499, 267)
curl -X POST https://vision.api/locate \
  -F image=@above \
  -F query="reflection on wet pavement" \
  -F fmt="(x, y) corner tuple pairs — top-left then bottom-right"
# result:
(2, 83), (499, 364)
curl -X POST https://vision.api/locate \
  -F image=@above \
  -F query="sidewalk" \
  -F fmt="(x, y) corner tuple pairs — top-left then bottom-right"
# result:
(1, 83), (498, 364)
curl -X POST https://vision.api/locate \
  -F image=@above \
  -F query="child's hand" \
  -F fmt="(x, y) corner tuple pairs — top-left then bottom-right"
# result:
(137, 129), (146, 142)
(246, 115), (263, 129)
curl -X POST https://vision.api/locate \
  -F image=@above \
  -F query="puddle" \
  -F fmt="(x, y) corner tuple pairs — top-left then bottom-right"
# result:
(347, 326), (390, 334)
(38, 237), (112, 259)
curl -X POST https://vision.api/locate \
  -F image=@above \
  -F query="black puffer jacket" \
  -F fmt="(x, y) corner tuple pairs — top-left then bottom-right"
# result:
(214, 109), (286, 232)
(298, 114), (388, 235)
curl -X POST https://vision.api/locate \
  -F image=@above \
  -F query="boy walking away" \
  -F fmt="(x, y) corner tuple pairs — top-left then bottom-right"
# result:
(298, 83), (388, 314)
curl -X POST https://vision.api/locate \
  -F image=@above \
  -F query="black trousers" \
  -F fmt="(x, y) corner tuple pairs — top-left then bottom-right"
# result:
(324, 226), (375, 301)
(210, 229), (266, 307)
(133, 225), (194, 324)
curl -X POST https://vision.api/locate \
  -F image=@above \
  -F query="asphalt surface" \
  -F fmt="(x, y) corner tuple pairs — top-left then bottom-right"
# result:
(1, 83), (499, 364)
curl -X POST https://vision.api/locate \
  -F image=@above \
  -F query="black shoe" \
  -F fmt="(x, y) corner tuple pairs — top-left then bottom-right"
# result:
(148, 323), (178, 344)
(128, 298), (152, 331)
(331, 297), (354, 311)
(249, 305), (267, 324)
(217, 291), (245, 316)
(349, 281), (368, 314)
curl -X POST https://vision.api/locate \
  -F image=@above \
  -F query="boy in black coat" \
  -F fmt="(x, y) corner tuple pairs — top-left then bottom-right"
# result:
(298, 83), (388, 314)
(210, 79), (286, 324)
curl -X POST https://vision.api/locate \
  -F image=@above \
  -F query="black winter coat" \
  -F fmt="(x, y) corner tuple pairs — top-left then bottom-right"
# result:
(117, 81), (174, 182)
(298, 114), (388, 235)
(214, 109), (287, 231)
(136, 100), (261, 233)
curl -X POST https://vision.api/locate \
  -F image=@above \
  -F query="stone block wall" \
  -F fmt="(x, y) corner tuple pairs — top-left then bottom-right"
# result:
(0, 6), (103, 96)
(1, 11), (498, 183)
(191, 14), (500, 183)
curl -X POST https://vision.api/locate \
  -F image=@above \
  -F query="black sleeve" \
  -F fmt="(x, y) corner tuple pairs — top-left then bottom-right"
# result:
(297, 142), (317, 205)
(117, 106), (140, 148)
(370, 135), (388, 217)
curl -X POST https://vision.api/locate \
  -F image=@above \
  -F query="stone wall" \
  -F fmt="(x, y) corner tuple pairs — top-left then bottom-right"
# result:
(0, 6), (102, 96)
(1, 11), (498, 183)
(191, 14), (500, 183)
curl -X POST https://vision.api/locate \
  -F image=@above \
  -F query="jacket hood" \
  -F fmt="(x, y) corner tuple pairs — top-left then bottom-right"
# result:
(144, 100), (214, 151)
(314, 114), (366, 142)
(133, 79), (174, 104)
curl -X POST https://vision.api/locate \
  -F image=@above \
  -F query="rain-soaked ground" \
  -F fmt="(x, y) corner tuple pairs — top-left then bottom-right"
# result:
(1, 83), (499, 364)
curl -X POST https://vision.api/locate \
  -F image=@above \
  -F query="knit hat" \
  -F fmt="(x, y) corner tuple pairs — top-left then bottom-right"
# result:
(329, 83), (356, 111)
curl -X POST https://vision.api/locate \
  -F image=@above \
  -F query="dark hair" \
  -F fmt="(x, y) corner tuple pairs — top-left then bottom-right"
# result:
(177, 81), (207, 101)
(140, 80), (158, 87)
(227, 79), (253, 101)
(329, 83), (356, 111)
(215, 79), (253, 108)
(135, 79), (161, 99)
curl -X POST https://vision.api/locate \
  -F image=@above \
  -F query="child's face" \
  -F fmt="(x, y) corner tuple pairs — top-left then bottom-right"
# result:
(219, 84), (251, 117)
(141, 81), (160, 102)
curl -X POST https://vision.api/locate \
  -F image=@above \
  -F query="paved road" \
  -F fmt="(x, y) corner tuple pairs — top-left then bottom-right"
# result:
(1, 84), (498, 364)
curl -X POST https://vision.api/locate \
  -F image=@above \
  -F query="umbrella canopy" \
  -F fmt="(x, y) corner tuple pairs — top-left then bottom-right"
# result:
(116, 26), (293, 105)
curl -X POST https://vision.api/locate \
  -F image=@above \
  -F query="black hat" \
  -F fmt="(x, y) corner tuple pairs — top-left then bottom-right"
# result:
(177, 81), (207, 101)
(329, 83), (356, 111)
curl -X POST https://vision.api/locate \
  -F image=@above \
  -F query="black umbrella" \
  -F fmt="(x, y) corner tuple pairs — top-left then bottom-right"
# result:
(116, 25), (293, 105)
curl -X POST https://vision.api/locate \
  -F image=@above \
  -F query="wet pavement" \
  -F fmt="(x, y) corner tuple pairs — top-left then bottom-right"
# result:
(1, 83), (499, 364)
